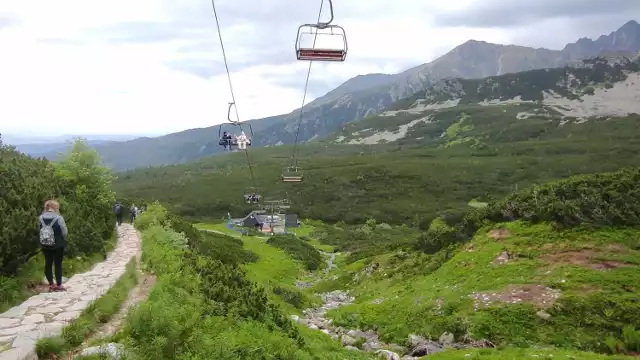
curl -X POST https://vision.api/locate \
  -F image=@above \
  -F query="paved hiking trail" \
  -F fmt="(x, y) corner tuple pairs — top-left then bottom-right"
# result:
(0, 224), (140, 360)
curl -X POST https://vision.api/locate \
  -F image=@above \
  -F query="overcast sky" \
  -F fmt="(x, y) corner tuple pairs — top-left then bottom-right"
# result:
(0, 0), (637, 137)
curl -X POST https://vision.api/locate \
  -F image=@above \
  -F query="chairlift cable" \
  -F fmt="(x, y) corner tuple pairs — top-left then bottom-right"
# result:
(289, 0), (325, 168)
(210, 0), (258, 190)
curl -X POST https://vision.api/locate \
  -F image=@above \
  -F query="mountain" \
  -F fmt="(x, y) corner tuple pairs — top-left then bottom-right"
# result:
(563, 20), (640, 59)
(41, 20), (640, 170)
(1, 133), (146, 158)
(2, 133), (143, 145)
(113, 54), (640, 225)
(329, 54), (640, 146)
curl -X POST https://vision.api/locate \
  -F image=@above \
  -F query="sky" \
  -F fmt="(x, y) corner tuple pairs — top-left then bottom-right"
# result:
(0, 0), (638, 138)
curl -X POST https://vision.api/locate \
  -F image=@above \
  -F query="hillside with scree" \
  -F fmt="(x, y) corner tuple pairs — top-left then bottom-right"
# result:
(330, 54), (640, 147)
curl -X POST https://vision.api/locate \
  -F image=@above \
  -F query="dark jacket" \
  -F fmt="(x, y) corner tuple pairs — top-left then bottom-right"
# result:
(38, 211), (68, 249)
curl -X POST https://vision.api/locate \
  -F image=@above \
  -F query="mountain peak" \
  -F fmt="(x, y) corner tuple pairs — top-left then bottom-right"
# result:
(562, 19), (640, 59)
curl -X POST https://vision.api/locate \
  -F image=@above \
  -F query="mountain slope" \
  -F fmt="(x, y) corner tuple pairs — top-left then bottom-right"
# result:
(330, 54), (640, 146)
(112, 52), (640, 225)
(51, 20), (640, 170)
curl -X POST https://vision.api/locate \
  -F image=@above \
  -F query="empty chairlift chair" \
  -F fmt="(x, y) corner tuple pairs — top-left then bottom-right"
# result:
(295, 0), (347, 61)
(282, 166), (304, 182)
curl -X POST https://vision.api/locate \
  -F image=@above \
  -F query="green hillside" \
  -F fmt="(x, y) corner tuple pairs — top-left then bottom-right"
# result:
(105, 168), (640, 359)
(113, 55), (640, 225)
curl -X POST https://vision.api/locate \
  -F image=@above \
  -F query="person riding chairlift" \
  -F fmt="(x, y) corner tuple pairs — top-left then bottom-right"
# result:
(222, 131), (233, 150)
(237, 131), (249, 150)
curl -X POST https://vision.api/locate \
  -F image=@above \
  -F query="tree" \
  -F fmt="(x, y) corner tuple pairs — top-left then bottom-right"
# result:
(54, 138), (116, 256)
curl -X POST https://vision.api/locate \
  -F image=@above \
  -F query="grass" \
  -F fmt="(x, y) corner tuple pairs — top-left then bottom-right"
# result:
(468, 199), (488, 208)
(240, 235), (319, 313)
(35, 257), (138, 359)
(0, 232), (118, 313)
(428, 347), (635, 359)
(194, 222), (235, 235)
(266, 235), (324, 271)
(318, 221), (640, 354)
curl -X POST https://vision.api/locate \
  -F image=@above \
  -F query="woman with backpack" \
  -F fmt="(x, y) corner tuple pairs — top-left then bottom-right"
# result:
(38, 199), (68, 292)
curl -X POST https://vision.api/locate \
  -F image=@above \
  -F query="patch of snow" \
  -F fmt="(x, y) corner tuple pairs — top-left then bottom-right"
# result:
(542, 73), (640, 118)
(347, 116), (432, 145)
(379, 99), (460, 116)
(335, 136), (345, 143)
(478, 96), (534, 106)
(308, 134), (319, 141)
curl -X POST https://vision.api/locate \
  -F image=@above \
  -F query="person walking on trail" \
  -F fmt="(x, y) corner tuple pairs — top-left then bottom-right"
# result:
(38, 199), (68, 292)
(130, 204), (138, 223)
(237, 131), (248, 150)
(114, 202), (123, 226)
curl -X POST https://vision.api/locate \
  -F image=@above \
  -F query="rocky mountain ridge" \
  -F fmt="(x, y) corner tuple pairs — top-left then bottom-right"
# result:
(332, 53), (640, 146)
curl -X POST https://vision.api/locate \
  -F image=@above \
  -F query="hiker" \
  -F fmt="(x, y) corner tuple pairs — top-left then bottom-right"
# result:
(222, 131), (230, 150)
(237, 131), (249, 150)
(38, 199), (68, 292)
(130, 204), (138, 223)
(114, 202), (123, 226)
(223, 132), (233, 150)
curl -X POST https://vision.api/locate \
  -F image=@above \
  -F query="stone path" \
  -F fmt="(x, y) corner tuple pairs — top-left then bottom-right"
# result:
(0, 224), (140, 360)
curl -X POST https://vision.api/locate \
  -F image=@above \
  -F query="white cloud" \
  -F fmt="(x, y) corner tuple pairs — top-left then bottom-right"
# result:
(0, 0), (629, 137)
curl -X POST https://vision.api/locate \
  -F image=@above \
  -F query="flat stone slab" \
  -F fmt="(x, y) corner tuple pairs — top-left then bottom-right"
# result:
(0, 224), (140, 359)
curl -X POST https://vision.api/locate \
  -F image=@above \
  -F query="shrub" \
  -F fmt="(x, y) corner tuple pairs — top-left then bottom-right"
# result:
(55, 139), (116, 257)
(414, 217), (460, 254)
(0, 141), (61, 275)
(121, 208), (308, 359)
(266, 234), (323, 270)
(0, 137), (115, 275)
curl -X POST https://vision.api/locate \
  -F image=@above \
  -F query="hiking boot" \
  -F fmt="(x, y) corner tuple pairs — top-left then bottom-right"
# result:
(48, 284), (56, 292)
(54, 285), (67, 292)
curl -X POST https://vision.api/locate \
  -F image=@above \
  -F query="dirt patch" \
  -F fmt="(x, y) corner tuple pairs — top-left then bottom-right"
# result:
(470, 284), (561, 311)
(487, 229), (511, 242)
(606, 243), (627, 252)
(541, 250), (634, 271)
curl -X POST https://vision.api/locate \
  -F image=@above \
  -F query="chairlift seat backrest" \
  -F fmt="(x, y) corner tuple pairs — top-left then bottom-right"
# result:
(297, 49), (346, 61)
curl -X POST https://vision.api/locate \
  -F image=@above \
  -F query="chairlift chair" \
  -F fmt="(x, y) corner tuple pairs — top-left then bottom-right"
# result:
(217, 102), (254, 148)
(282, 166), (304, 182)
(243, 187), (262, 204)
(295, 0), (347, 61)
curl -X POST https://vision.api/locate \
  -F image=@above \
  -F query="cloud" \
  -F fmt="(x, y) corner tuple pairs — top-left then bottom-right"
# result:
(0, 17), (15, 30)
(433, 0), (640, 29)
(0, 0), (634, 138)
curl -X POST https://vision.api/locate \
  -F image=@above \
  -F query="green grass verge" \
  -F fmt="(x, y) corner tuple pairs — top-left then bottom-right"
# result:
(0, 231), (118, 313)
(35, 257), (138, 359)
(427, 347), (636, 359)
